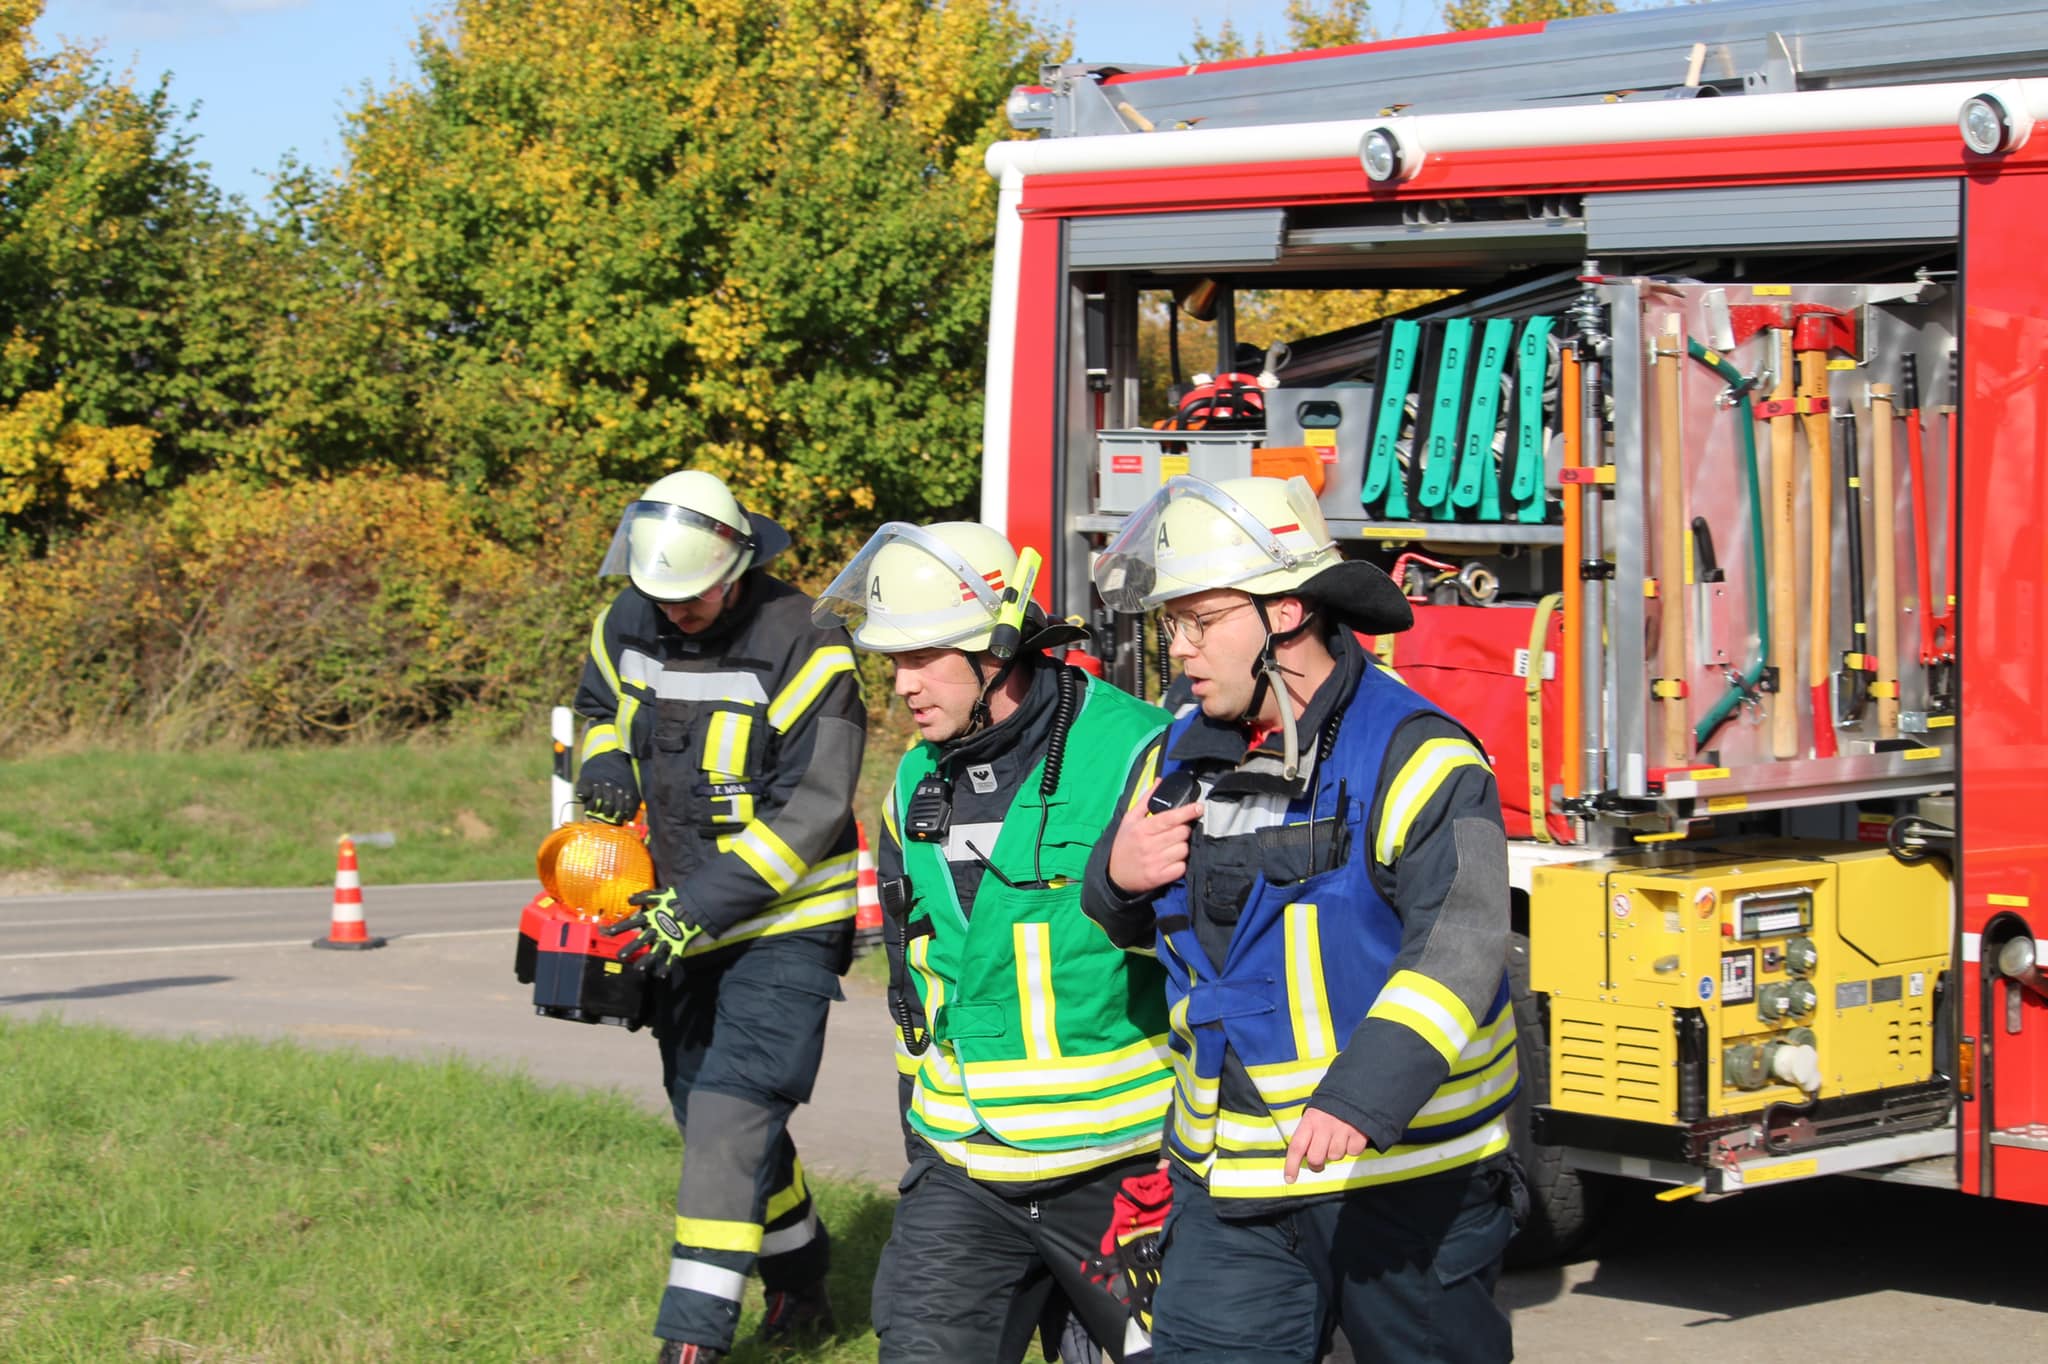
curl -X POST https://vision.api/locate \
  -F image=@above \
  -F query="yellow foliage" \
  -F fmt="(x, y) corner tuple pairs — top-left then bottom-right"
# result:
(0, 386), (156, 516)
(1440, 0), (1617, 31)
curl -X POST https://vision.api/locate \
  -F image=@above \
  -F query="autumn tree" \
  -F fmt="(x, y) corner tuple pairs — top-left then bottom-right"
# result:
(1440, 0), (1616, 30)
(0, 0), (253, 546)
(287, 0), (1059, 572)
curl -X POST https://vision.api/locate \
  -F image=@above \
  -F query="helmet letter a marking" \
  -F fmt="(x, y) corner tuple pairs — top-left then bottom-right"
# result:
(869, 574), (884, 601)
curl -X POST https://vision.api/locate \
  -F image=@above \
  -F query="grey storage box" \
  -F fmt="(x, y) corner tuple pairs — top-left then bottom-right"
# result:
(1096, 429), (1262, 513)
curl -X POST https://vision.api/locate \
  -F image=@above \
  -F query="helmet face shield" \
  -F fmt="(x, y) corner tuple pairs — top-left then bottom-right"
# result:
(1093, 476), (1324, 612)
(813, 522), (1008, 652)
(599, 500), (757, 602)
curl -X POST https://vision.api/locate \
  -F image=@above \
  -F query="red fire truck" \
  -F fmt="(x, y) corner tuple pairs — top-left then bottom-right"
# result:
(978, 0), (2048, 1256)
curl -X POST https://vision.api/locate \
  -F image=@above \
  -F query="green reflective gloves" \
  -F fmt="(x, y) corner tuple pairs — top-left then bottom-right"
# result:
(603, 885), (703, 977)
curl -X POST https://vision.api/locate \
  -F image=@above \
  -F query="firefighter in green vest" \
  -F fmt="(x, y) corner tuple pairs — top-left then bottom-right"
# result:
(812, 521), (1174, 1363)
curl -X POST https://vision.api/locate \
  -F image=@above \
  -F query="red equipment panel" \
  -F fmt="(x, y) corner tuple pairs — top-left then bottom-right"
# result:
(1960, 164), (2048, 1207)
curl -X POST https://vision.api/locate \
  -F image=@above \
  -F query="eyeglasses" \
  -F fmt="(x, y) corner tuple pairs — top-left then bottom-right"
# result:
(1160, 600), (1253, 645)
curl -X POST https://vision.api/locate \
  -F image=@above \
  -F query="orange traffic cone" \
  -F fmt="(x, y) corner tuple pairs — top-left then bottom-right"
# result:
(313, 835), (388, 950)
(854, 820), (883, 949)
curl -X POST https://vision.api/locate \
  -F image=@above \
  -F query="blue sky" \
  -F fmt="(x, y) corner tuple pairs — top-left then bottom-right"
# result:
(35, 0), (1439, 205)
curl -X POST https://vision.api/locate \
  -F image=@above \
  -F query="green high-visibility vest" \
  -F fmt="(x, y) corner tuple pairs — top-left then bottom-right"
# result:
(897, 673), (1173, 1167)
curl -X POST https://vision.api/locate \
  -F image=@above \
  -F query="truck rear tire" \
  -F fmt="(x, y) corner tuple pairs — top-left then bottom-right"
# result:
(1505, 929), (1608, 1266)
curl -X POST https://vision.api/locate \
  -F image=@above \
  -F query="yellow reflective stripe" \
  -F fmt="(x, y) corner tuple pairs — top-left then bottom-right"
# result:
(1170, 1046), (1219, 1114)
(925, 1128), (1161, 1182)
(580, 722), (623, 762)
(893, 1034), (926, 1077)
(764, 1158), (808, 1224)
(911, 1082), (983, 1135)
(1208, 1117), (1510, 1197)
(1451, 1006), (1517, 1073)
(778, 850), (856, 897)
(1125, 744), (1164, 814)
(589, 604), (622, 697)
(728, 820), (804, 894)
(917, 1039), (965, 1093)
(971, 1076), (1174, 1142)
(1014, 923), (1061, 1060)
(768, 646), (855, 732)
(1283, 903), (1334, 1061)
(1375, 736), (1491, 864)
(956, 1034), (1172, 1098)
(686, 887), (858, 953)
(617, 695), (643, 780)
(1413, 1043), (1519, 1127)
(1244, 1055), (1331, 1107)
(675, 1216), (763, 1254)
(883, 786), (901, 844)
(908, 935), (946, 1027)
(1216, 1108), (1287, 1152)
(703, 711), (753, 777)
(1173, 1096), (1218, 1156)
(1368, 970), (1479, 1069)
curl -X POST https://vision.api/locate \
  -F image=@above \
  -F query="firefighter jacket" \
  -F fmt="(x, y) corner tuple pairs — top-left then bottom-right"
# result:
(1083, 629), (1518, 1216)
(574, 577), (865, 954)
(881, 663), (1173, 1187)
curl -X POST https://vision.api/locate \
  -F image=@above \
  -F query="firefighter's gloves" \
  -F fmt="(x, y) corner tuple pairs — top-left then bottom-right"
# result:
(1104, 776), (1204, 897)
(576, 775), (638, 826)
(1082, 1169), (1173, 1333)
(604, 885), (702, 976)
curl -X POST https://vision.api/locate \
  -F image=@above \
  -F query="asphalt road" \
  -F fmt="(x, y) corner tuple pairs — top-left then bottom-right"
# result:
(4, 881), (2046, 1359)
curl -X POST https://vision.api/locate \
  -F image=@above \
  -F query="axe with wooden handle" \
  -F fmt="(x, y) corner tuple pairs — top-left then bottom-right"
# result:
(1766, 323), (1799, 758)
(1793, 304), (1855, 758)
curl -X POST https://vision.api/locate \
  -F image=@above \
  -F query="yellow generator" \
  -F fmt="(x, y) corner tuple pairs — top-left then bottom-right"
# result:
(1529, 841), (1953, 1183)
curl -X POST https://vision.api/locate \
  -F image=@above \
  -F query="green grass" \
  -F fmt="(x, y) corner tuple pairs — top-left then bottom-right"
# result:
(0, 1015), (900, 1363)
(0, 709), (919, 893)
(0, 739), (555, 892)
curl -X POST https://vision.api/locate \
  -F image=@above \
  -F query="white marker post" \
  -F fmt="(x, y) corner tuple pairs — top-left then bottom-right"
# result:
(551, 706), (577, 827)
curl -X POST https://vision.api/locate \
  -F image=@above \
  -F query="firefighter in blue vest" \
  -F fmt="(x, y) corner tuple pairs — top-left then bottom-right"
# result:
(574, 470), (865, 1364)
(1081, 475), (1523, 1364)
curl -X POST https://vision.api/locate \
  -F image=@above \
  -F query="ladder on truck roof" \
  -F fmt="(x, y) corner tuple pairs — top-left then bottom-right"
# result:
(1012, 0), (2048, 139)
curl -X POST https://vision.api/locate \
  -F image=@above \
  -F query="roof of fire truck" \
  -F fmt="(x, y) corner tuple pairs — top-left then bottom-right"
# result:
(991, 0), (2048, 185)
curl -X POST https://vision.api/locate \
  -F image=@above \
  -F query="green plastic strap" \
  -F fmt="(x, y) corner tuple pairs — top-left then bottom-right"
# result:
(1416, 318), (1472, 518)
(1512, 316), (1558, 523)
(1364, 319), (1420, 519)
(1453, 317), (1516, 520)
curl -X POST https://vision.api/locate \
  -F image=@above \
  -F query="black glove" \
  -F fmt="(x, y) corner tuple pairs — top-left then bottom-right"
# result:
(578, 779), (637, 825)
(602, 886), (702, 978)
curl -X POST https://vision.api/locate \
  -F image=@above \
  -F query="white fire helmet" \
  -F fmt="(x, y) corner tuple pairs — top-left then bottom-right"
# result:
(598, 470), (758, 602)
(812, 521), (1020, 653)
(1093, 475), (1340, 612)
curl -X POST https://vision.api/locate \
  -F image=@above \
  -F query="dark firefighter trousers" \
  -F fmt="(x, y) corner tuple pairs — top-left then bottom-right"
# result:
(1149, 1158), (1521, 1364)
(650, 933), (844, 1350)
(873, 1152), (1160, 1364)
